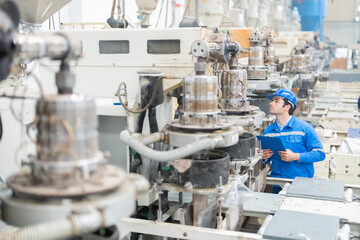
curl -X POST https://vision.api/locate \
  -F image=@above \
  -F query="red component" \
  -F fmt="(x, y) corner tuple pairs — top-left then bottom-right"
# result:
(175, 3), (181, 7)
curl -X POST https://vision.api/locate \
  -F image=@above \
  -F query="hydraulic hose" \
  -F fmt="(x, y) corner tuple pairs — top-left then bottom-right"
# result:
(120, 130), (225, 162)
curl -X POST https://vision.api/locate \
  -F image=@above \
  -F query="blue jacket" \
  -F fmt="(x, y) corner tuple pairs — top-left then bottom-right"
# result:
(263, 116), (325, 179)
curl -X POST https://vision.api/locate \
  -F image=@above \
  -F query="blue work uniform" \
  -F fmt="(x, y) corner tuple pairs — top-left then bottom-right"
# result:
(263, 116), (325, 179)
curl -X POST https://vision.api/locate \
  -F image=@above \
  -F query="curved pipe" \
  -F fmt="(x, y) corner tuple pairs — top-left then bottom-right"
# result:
(120, 130), (224, 162)
(138, 132), (165, 146)
(286, 74), (299, 90)
(0, 211), (103, 240)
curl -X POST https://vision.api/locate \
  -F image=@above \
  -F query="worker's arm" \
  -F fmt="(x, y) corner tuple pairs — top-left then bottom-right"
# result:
(298, 126), (325, 163)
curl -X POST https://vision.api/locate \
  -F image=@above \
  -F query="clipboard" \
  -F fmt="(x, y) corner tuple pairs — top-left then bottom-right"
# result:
(257, 136), (286, 161)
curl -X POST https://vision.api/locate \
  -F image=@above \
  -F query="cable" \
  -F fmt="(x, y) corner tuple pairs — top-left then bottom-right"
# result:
(0, 112), (2, 141)
(155, 0), (165, 28)
(182, 0), (191, 22)
(117, 76), (164, 114)
(51, 16), (55, 30)
(165, 0), (169, 27)
(110, 0), (116, 18)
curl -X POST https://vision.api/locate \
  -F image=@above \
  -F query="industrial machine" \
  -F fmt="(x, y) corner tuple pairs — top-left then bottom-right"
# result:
(0, 1), (148, 239)
(0, 1), (359, 240)
(240, 27), (288, 117)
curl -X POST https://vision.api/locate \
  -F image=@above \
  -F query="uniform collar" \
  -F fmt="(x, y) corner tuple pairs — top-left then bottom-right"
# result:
(287, 115), (296, 128)
(268, 115), (296, 132)
(277, 115), (292, 130)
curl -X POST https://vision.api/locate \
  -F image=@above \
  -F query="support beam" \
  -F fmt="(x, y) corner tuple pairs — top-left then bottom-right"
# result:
(118, 218), (263, 240)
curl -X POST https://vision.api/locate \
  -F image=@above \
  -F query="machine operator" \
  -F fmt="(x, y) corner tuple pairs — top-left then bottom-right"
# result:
(262, 89), (325, 193)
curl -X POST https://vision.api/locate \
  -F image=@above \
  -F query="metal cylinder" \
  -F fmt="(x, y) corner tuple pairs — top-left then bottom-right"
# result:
(217, 132), (256, 161)
(180, 75), (220, 125)
(33, 94), (103, 185)
(221, 69), (247, 109)
(166, 150), (230, 188)
(291, 54), (310, 73)
(249, 47), (265, 66)
(265, 47), (275, 66)
(15, 33), (82, 62)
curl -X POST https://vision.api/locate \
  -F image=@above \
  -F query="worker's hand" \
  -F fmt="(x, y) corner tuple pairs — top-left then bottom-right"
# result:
(262, 149), (273, 160)
(278, 149), (300, 162)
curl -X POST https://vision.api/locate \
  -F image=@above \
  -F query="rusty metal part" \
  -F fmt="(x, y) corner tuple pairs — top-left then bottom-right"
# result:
(163, 150), (230, 188)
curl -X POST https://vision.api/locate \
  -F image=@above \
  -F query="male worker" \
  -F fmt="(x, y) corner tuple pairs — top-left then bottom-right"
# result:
(262, 89), (325, 193)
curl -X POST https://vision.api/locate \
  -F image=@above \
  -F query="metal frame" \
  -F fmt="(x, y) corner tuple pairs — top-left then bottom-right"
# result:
(118, 218), (263, 240)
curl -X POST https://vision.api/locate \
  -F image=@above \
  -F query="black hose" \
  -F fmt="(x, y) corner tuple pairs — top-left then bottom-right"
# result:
(0, 112), (2, 141)
(129, 155), (142, 173)
(148, 107), (159, 133)
(117, 76), (164, 114)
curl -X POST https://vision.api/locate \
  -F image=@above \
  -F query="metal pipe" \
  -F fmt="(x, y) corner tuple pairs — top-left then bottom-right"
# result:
(15, 33), (82, 62)
(121, 0), (125, 22)
(257, 215), (273, 235)
(0, 211), (103, 240)
(236, 119), (255, 127)
(286, 74), (299, 90)
(120, 130), (224, 162)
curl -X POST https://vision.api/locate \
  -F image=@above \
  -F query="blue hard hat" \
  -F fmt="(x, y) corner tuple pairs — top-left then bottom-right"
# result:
(267, 89), (297, 110)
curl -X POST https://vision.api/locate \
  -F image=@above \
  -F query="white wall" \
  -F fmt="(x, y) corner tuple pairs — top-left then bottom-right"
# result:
(41, 0), (180, 30)
(324, 0), (360, 45)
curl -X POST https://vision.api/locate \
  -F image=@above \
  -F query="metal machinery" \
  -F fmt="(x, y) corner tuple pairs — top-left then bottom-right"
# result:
(287, 40), (317, 100)
(300, 80), (360, 185)
(117, 176), (360, 240)
(0, 1), (360, 240)
(245, 27), (288, 116)
(115, 30), (360, 240)
(0, 2), (148, 239)
(118, 32), (244, 227)
(135, 0), (158, 28)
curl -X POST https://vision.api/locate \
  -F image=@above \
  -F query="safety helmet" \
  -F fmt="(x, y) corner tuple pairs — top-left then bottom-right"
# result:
(267, 88), (297, 110)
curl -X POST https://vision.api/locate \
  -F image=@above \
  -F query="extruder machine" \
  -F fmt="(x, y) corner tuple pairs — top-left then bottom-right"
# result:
(0, 1), (149, 239)
(241, 27), (289, 117)
(0, 0), (359, 240)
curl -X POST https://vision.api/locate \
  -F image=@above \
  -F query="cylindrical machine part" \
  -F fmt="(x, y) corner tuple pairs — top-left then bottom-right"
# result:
(15, 33), (82, 62)
(33, 94), (103, 185)
(180, 75), (220, 125)
(218, 132), (256, 161)
(266, 47), (276, 73)
(249, 47), (265, 66)
(265, 47), (275, 65)
(138, 70), (164, 107)
(291, 54), (310, 73)
(165, 150), (230, 188)
(135, 0), (158, 12)
(221, 69), (247, 109)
